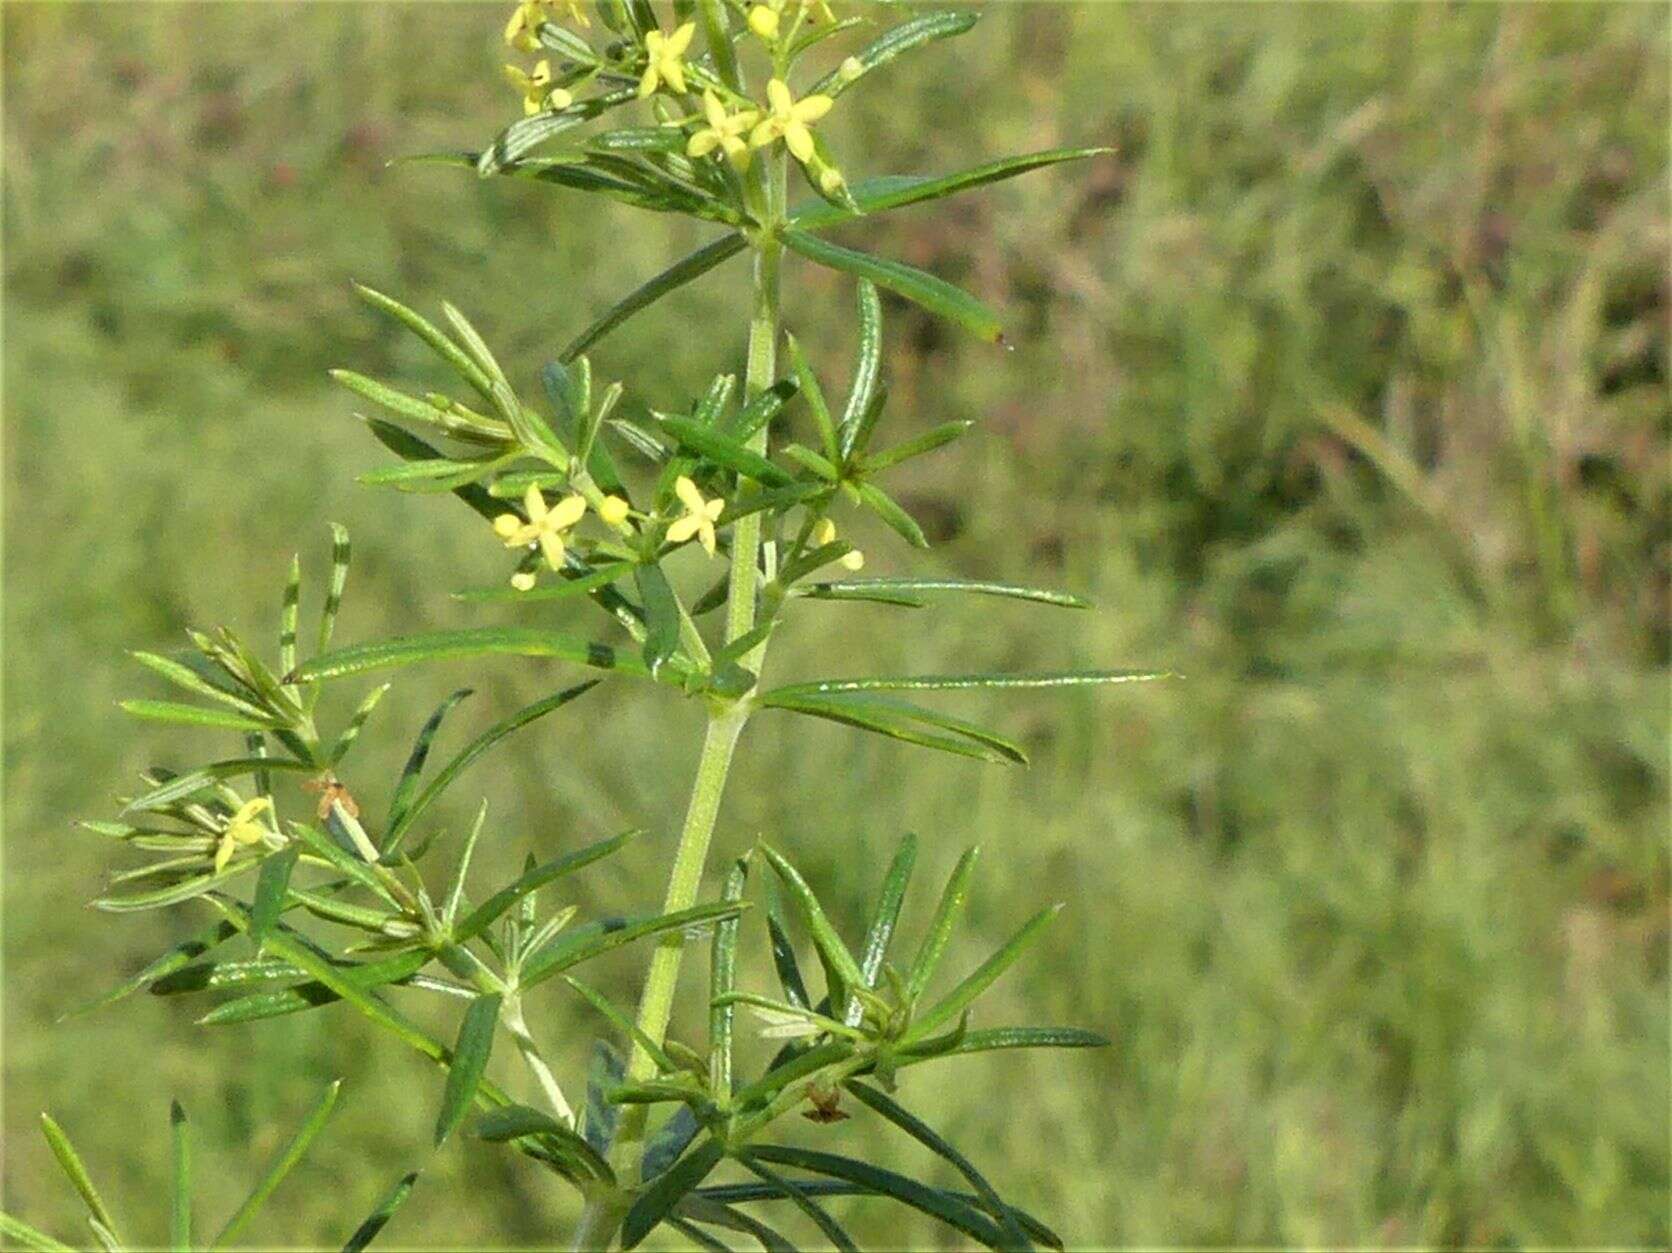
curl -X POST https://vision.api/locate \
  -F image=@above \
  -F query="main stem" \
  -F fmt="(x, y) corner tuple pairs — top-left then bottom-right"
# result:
(586, 162), (786, 1242)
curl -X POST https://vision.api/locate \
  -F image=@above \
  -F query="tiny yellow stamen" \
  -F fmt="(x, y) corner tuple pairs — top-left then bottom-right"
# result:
(666, 476), (724, 556)
(638, 22), (696, 98)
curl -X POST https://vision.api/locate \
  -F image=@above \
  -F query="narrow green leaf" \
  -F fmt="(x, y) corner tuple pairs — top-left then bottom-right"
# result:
(789, 148), (1112, 231)
(359, 418), (503, 523)
(580, 1039), (623, 1159)
(454, 827), (641, 944)
(91, 858), (263, 913)
(735, 1154), (859, 1252)
(195, 950), (430, 1027)
(711, 856), (750, 1099)
(855, 481), (929, 548)
(838, 281), (883, 460)
(761, 690), (1024, 764)
(782, 229), (1002, 343)
(454, 559), (632, 604)
(760, 844), (864, 1006)
(211, 1081), (341, 1248)
(656, 415), (794, 487)
(329, 682), (391, 765)
(130, 652), (268, 719)
(864, 420), (972, 471)
(748, 1146), (1005, 1248)
(763, 879), (811, 1010)
(666, 1218), (733, 1251)
(317, 524), (352, 657)
(849, 833), (917, 1024)
(771, 669), (1171, 697)
(354, 283), (495, 399)
(168, 1100), (190, 1252)
(727, 378), (799, 443)
(279, 555), (302, 678)
(435, 994), (501, 1146)
(0, 1211), (74, 1252)
(798, 578), (1088, 610)
(622, 1138), (725, 1250)
(292, 629), (653, 686)
(697, 0), (742, 92)
(698, 1182), (1065, 1250)
(385, 688), (472, 836)
(910, 905), (1062, 1040)
(475, 1106), (614, 1182)
(250, 844), (301, 949)
(521, 899), (748, 989)
(845, 1081), (1029, 1250)
(61, 921), (240, 1018)
(901, 1026), (1109, 1064)
(341, 1171), (420, 1253)
(386, 682), (599, 851)
(562, 234), (747, 363)
(118, 700), (273, 731)
(39, 1115), (118, 1238)
(635, 564), (682, 677)
(785, 333), (840, 463)
(905, 846), (979, 1003)
(810, 10), (979, 100)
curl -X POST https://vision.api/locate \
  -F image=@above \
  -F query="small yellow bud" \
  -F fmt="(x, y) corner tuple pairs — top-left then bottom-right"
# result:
(839, 549), (865, 572)
(818, 164), (846, 195)
(839, 56), (864, 82)
(511, 571), (538, 592)
(812, 518), (837, 546)
(546, 86), (573, 110)
(748, 5), (780, 38)
(493, 513), (524, 539)
(598, 495), (630, 528)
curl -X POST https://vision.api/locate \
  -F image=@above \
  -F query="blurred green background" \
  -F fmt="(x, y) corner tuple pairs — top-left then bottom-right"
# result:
(4, 2), (1667, 1248)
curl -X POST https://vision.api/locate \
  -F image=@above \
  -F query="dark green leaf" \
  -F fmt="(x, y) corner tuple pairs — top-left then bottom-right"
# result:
(475, 1105), (614, 1183)
(292, 629), (655, 686)
(781, 229), (1002, 343)
(760, 690), (1025, 764)
(0, 1212), (74, 1252)
(710, 856), (750, 1099)
(839, 281), (883, 459)
(385, 688), (472, 835)
(562, 234), (747, 362)
(454, 827), (642, 944)
(636, 564), (682, 677)
(122, 757), (313, 814)
(798, 578), (1088, 610)
(905, 846), (979, 1003)
(850, 833), (916, 1023)
(583, 1038), (626, 1155)
(760, 844), (864, 1007)
(250, 844), (301, 949)
(435, 994), (502, 1146)
(61, 921), (240, 1018)
(855, 481), (929, 548)
(784, 333), (840, 463)
(521, 899), (748, 989)
(341, 1171), (419, 1253)
(656, 416), (795, 487)
(864, 420), (972, 471)
(353, 284), (496, 401)
(770, 669), (1172, 697)
(118, 700), (274, 731)
(727, 378), (799, 443)
(454, 560), (632, 604)
(621, 1138), (725, 1249)
(901, 1026), (1109, 1063)
(736, 1153), (858, 1252)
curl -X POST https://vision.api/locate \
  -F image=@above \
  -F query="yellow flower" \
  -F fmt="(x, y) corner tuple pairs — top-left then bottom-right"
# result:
(747, 5), (780, 39)
(505, 0), (586, 50)
(638, 22), (696, 98)
(687, 90), (759, 168)
(750, 79), (833, 163)
(494, 486), (587, 571)
(812, 518), (864, 570)
(214, 797), (272, 875)
(597, 495), (631, 528)
(504, 60), (573, 116)
(667, 476), (724, 556)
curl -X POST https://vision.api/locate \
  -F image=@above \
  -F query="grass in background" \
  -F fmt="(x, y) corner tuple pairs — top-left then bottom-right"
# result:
(3, 2), (1667, 1247)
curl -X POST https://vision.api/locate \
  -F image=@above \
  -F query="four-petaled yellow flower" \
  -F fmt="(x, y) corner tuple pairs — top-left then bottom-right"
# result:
(750, 79), (833, 163)
(505, 60), (573, 116)
(215, 796), (272, 875)
(667, 476), (724, 556)
(494, 486), (587, 571)
(505, 0), (587, 50)
(638, 22), (696, 98)
(687, 91), (759, 168)
(813, 518), (864, 570)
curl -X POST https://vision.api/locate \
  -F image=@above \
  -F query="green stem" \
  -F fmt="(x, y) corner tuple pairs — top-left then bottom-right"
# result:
(582, 159), (789, 1247)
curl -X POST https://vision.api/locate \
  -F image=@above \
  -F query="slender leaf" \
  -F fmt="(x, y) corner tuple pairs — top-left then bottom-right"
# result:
(329, 682), (391, 765)
(250, 844), (302, 949)
(760, 844), (864, 1005)
(772, 669), (1171, 697)
(454, 559), (632, 604)
(341, 1171), (420, 1253)
(855, 481), (929, 548)
(910, 905), (1063, 1039)
(736, 1154), (859, 1252)
(386, 682), (600, 851)
(782, 229), (1002, 343)
(61, 920), (240, 1018)
(118, 700), (273, 731)
(435, 994), (502, 1146)
(562, 234), (747, 362)
(748, 1146), (1005, 1248)
(839, 281), (883, 459)
(353, 283), (495, 400)
(169, 1100), (190, 1253)
(475, 1105), (613, 1183)
(635, 565), (682, 677)
(521, 899), (747, 989)
(656, 416), (794, 487)
(454, 827), (642, 944)
(901, 1026), (1109, 1063)
(122, 757), (313, 814)
(211, 1081), (341, 1248)
(621, 1138), (725, 1249)
(864, 420), (972, 471)
(385, 688), (472, 835)
(905, 846), (979, 1003)
(292, 629), (655, 685)
(799, 578), (1088, 610)
(810, 10), (979, 100)
(710, 857), (750, 1099)
(39, 1115), (118, 1237)
(129, 651), (268, 719)
(583, 1038), (626, 1155)
(784, 333), (840, 463)
(761, 690), (1025, 764)
(849, 833), (917, 1024)
(0, 1213), (74, 1252)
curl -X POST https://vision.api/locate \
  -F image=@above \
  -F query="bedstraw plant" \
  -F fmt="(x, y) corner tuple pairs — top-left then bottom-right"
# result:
(4, 3), (1171, 1249)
